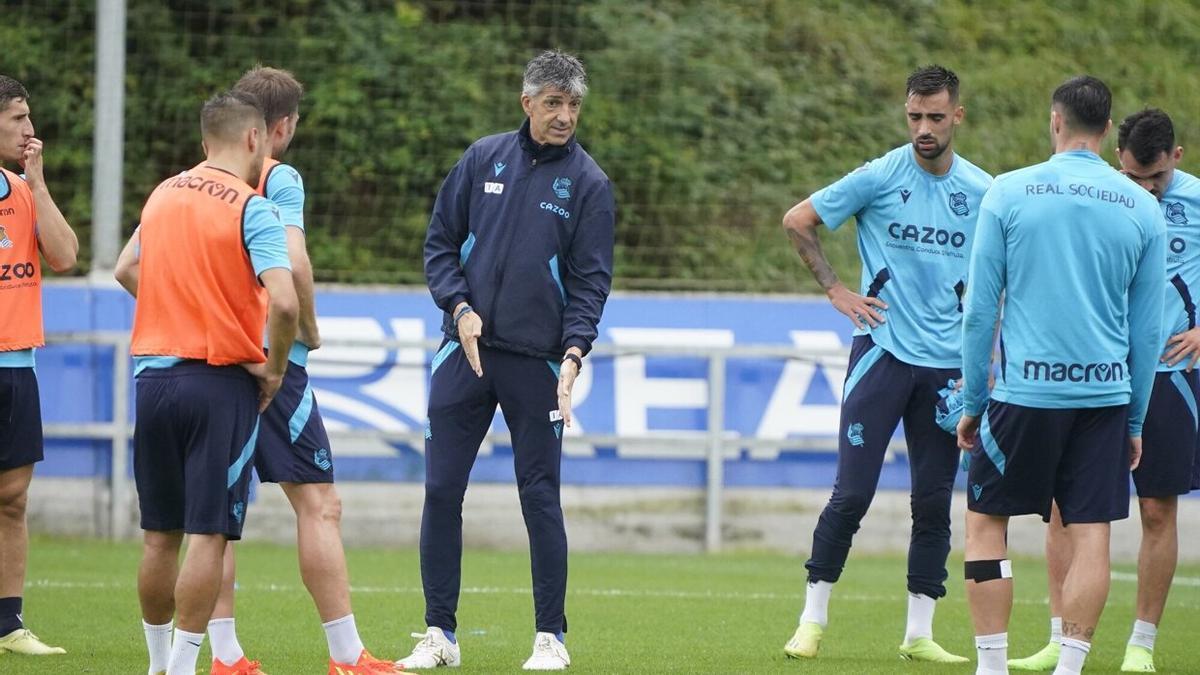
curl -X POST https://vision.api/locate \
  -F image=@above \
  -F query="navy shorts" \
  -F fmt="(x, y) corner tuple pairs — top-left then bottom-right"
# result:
(1196, 445), (1200, 492)
(1135, 370), (1200, 498)
(0, 367), (43, 470)
(133, 362), (260, 539)
(254, 361), (333, 483)
(967, 400), (1130, 524)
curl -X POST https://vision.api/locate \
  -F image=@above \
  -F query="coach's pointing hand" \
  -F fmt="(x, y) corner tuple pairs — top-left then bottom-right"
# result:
(454, 302), (483, 377)
(557, 349), (583, 428)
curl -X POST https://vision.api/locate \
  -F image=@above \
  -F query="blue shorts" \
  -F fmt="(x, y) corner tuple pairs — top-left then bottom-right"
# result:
(254, 362), (333, 484)
(967, 400), (1130, 524)
(1135, 370), (1200, 498)
(0, 367), (42, 471)
(133, 362), (260, 539)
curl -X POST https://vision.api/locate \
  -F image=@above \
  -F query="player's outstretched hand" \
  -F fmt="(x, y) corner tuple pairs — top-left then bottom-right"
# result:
(557, 357), (580, 428)
(957, 414), (980, 451)
(242, 362), (285, 412)
(1163, 327), (1200, 371)
(828, 284), (887, 330)
(457, 309), (484, 378)
(1129, 436), (1142, 470)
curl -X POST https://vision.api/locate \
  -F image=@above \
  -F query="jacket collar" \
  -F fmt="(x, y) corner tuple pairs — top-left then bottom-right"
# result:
(517, 118), (575, 163)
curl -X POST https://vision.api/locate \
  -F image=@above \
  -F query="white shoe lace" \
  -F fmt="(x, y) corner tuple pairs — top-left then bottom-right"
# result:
(532, 634), (566, 661)
(409, 631), (441, 658)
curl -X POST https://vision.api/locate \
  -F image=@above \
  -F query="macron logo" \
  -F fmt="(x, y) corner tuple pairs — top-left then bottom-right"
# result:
(494, 162), (507, 177)
(899, 188), (912, 203)
(1023, 360), (1124, 383)
(484, 182), (505, 195)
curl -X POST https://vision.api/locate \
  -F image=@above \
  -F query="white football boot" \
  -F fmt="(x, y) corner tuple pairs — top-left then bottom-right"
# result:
(522, 632), (570, 671)
(396, 627), (461, 669)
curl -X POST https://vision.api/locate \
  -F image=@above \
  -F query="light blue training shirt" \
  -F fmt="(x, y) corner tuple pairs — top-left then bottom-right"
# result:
(1156, 169), (1200, 372)
(261, 162), (311, 367)
(811, 144), (993, 368)
(263, 163), (305, 232)
(962, 150), (1166, 436)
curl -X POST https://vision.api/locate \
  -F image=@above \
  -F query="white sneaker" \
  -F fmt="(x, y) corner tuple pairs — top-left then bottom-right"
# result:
(522, 632), (570, 671)
(396, 627), (461, 669)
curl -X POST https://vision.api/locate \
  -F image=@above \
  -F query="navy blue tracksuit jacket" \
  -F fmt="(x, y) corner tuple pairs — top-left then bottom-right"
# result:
(424, 119), (615, 359)
(418, 119), (614, 636)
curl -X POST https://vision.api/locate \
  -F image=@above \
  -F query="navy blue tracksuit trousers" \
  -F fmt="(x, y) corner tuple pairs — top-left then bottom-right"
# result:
(422, 341), (568, 634)
(805, 335), (961, 599)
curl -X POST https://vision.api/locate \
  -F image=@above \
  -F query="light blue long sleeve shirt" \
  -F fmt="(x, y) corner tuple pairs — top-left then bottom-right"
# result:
(962, 150), (1166, 436)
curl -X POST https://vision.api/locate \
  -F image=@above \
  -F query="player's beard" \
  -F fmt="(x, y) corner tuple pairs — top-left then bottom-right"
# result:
(913, 135), (949, 160)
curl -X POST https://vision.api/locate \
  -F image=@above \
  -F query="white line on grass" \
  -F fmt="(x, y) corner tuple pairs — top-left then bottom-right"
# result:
(1112, 571), (1200, 587)
(28, 572), (1200, 606)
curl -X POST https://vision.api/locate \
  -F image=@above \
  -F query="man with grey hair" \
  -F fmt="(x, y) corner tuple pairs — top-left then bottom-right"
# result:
(398, 50), (614, 671)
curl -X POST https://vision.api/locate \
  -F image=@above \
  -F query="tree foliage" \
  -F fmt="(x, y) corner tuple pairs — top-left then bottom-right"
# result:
(3, 0), (1199, 291)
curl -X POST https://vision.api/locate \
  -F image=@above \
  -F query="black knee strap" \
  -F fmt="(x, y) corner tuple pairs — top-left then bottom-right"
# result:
(964, 559), (1012, 582)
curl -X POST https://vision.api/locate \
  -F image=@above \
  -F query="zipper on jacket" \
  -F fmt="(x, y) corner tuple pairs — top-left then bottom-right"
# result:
(486, 155), (538, 339)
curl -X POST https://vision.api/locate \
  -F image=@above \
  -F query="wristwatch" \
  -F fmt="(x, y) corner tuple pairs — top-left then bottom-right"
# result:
(561, 352), (582, 371)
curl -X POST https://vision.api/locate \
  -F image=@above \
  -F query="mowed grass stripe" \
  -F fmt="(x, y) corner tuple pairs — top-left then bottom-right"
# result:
(12, 537), (1200, 674)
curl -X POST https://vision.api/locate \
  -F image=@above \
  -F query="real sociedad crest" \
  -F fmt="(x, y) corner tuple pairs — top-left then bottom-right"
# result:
(552, 177), (572, 200)
(949, 191), (970, 217)
(1165, 201), (1188, 225)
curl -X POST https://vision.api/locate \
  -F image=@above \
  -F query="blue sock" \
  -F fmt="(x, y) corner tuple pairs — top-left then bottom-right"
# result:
(0, 597), (22, 635)
(442, 629), (456, 645)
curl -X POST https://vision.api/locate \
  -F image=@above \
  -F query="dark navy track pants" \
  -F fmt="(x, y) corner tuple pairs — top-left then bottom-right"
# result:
(805, 335), (961, 599)
(421, 341), (568, 634)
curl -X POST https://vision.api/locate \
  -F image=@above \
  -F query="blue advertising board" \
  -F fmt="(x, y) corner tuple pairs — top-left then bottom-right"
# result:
(36, 282), (935, 490)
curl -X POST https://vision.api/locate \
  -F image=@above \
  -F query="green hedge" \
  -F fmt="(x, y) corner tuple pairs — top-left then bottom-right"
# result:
(3, 0), (1199, 291)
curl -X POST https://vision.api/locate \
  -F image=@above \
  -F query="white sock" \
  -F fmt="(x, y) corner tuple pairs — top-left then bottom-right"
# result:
(975, 632), (1007, 675)
(167, 628), (205, 675)
(322, 614), (366, 664)
(1128, 619), (1157, 650)
(1050, 616), (1062, 644)
(799, 580), (833, 627)
(1053, 637), (1090, 675)
(207, 617), (244, 666)
(904, 593), (935, 644)
(143, 620), (172, 674)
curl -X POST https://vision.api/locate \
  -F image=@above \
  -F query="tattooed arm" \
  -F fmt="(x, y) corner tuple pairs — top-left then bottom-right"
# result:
(783, 199), (887, 329)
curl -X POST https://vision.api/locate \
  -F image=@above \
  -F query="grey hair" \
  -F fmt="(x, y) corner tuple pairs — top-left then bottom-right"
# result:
(521, 50), (588, 99)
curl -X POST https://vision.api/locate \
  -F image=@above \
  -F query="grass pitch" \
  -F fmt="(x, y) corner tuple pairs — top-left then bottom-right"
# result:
(10, 537), (1200, 673)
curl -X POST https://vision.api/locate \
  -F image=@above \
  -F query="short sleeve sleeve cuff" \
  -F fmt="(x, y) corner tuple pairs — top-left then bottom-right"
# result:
(810, 162), (878, 231)
(243, 197), (292, 276)
(264, 164), (306, 230)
